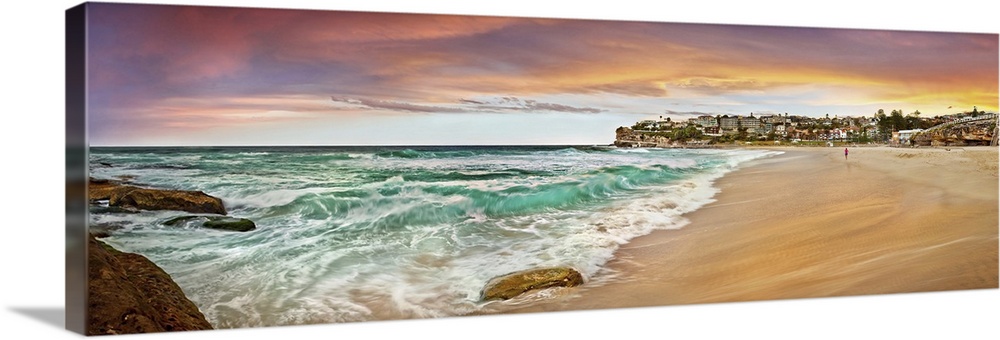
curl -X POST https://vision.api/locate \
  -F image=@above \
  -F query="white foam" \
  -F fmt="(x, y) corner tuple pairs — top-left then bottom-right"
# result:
(612, 148), (650, 153)
(90, 147), (785, 327)
(223, 188), (330, 209)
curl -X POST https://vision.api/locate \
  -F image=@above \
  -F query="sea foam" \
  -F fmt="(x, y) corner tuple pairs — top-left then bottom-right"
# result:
(90, 146), (779, 327)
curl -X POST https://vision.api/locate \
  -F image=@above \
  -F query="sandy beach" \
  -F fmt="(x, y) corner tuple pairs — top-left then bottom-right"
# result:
(501, 146), (998, 313)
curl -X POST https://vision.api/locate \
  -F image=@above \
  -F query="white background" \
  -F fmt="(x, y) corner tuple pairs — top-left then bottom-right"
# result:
(1, 0), (997, 339)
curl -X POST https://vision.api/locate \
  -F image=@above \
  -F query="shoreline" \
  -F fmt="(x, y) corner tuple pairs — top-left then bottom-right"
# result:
(499, 146), (998, 313)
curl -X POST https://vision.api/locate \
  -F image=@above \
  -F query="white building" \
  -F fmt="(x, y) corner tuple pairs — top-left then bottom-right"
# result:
(896, 129), (924, 144)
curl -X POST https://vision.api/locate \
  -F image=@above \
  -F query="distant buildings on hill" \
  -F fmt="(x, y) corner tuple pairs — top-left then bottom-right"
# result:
(626, 109), (996, 144)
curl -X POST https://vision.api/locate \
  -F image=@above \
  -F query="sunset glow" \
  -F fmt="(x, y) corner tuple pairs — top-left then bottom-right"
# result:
(85, 3), (999, 146)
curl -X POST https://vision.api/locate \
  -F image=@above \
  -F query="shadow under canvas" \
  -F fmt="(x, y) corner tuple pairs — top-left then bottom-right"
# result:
(9, 307), (65, 330)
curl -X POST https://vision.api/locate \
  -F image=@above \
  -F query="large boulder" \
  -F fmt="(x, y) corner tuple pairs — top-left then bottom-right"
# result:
(88, 178), (128, 202)
(481, 267), (585, 301)
(109, 187), (227, 215)
(164, 215), (256, 232)
(89, 178), (227, 215)
(87, 234), (213, 335)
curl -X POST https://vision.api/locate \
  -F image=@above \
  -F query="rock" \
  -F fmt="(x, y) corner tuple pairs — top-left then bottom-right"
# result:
(481, 267), (585, 301)
(89, 230), (113, 239)
(89, 178), (227, 215)
(110, 187), (227, 215)
(163, 215), (256, 232)
(87, 234), (213, 335)
(911, 119), (995, 146)
(88, 178), (129, 202)
(89, 222), (125, 238)
(203, 217), (256, 232)
(162, 215), (202, 226)
(89, 205), (141, 214)
(614, 126), (673, 148)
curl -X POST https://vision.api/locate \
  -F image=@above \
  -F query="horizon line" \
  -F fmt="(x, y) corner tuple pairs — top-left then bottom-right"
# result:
(87, 143), (617, 148)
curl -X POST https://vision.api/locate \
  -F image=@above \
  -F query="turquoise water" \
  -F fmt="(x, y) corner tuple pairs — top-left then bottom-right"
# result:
(88, 145), (780, 327)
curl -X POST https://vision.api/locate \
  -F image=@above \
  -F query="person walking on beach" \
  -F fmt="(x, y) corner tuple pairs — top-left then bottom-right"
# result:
(844, 147), (849, 160)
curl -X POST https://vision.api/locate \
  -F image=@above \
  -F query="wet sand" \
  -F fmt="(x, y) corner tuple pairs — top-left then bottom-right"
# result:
(503, 146), (998, 312)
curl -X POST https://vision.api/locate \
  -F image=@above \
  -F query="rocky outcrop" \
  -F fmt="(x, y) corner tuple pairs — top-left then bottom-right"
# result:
(613, 127), (672, 148)
(481, 267), (585, 301)
(911, 119), (996, 146)
(163, 215), (257, 232)
(88, 178), (128, 202)
(89, 178), (227, 215)
(87, 234), (213, 335)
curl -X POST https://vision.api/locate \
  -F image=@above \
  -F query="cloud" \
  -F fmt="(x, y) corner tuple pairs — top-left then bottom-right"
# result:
(670, 77), (779, 94)
(330, 96), (467, 113)
(662, 110), (718, 117)
(332, 95), (605, 114)
(580, 81), (669, 97)
(463, 96), (605, 113)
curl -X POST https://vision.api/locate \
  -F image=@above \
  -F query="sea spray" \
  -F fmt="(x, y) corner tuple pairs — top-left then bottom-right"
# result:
(89, 146), (780, 327)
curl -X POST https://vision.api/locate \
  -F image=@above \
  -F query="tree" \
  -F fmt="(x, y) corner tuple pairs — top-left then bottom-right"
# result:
(875, 109), (890, 139)
(906, 110), (924, 130)
(890, 109), (905, 131)
(671, 125), (703, 142)
(858, 127), (872, 144)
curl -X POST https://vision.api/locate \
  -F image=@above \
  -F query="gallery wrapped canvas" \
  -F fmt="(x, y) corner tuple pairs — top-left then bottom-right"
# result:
(64, 0), (998, 338)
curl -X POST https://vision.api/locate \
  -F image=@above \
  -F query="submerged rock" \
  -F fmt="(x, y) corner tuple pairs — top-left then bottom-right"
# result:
(88, 204), (141, 214)
(87, 234), (213, 335)
(203, 217), (256, 232)
(481, 267), (585, 301)
(162, 215), (202, 226)
(163, 215), (256, 232)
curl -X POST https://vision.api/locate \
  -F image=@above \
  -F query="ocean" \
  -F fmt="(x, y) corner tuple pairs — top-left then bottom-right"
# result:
(88, 145), (781, 328)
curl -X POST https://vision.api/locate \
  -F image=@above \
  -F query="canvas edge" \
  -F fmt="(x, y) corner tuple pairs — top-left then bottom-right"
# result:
(65, 2), (88, 335)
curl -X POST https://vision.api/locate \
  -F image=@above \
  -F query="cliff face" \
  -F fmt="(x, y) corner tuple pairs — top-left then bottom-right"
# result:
(613, 127), (672, 148)
(87, 234), (213, 335)
(911, 119), (996, 146)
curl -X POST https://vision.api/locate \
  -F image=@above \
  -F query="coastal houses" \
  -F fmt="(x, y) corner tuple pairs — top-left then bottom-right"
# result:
(740, 115), (761, 133)
(616, 107), (995, 146)
(719, 115), (739, 131)
(893, 129), (924, 145)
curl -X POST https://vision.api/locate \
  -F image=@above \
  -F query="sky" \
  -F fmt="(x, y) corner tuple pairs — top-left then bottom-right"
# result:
(84, 2), (999, 146)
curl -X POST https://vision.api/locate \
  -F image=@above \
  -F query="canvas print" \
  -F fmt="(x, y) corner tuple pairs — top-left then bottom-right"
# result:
(69, 1), (999, 336)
